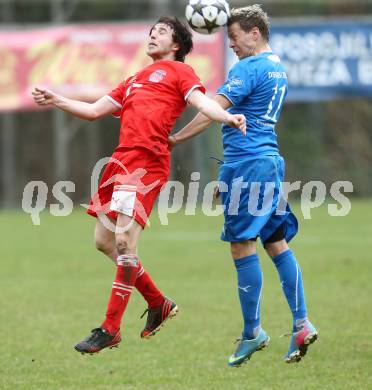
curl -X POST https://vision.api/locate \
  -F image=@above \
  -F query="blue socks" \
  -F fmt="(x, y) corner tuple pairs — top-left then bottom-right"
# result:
(272, 249), (307, 330)
(234, 249), (307, 337)
(234, 254), (263, 340)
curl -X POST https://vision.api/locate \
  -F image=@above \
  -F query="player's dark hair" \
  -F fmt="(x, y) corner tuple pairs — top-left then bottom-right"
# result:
(152, 16), (193, 62)
(227, 5), (270, 42)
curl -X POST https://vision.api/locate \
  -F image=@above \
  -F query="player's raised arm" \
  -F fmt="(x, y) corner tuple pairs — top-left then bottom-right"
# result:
(169, 92), (245, 147)
(32, 87), (118, 121)
(188, 89), (246, 132)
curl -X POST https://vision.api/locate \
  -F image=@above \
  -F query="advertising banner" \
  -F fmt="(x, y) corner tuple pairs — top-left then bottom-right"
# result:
(0, 23), (225, 112)
(226, 20), (372, 102)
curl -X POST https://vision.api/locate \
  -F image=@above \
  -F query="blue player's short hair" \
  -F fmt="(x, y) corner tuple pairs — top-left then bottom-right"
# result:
(227, 5), (270, 42)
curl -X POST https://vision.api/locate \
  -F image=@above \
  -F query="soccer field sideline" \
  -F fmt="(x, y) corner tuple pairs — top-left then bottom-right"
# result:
(0, 200), (371, 389)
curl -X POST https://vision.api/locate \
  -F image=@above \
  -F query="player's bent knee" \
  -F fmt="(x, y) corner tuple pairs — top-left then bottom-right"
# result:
(95, 236), (114, 255)
(265, 239), (289, 258)
(230, 240), (257, 260)
(115, 233), (137, 254)
(115, 234), (128, 253)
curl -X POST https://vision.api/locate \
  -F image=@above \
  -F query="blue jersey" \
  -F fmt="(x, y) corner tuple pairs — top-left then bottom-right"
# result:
(217, 52), (288, 162)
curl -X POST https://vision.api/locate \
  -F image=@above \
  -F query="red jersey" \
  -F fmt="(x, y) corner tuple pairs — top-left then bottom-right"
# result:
(106, 60), (205, 156)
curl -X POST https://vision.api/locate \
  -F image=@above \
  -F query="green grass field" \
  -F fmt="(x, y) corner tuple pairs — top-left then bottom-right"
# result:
(1, 200), (371, 390)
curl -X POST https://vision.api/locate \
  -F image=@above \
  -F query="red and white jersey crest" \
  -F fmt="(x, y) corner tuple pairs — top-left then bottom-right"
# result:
(149, 69), (167, 83)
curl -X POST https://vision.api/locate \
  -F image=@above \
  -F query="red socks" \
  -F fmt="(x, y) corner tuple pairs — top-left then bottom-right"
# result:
(135, 260), (165, 308)
(102, 257), (165, 334)
(102, 254), (139, 334)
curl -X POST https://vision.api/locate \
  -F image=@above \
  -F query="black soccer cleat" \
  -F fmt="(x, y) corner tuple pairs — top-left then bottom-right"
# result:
(140, 298), (178, 339)
(74, 327), (121, 354)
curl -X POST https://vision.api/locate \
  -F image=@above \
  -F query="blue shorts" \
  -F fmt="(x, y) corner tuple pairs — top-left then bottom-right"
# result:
(218, 155), (298, 243)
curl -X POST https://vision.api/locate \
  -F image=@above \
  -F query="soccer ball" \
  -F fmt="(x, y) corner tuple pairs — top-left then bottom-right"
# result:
(185, 0), (230, 35)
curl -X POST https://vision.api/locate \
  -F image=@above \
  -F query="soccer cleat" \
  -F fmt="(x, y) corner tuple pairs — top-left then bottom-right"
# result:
(228, 329), (270, 367)
(140, 297), (178, 339)
(74, 327), (121, 354)
(284, 320), (318, 363)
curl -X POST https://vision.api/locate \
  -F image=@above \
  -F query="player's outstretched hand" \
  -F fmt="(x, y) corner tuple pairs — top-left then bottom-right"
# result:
(32, 87), (55, 106)
(168, 135), (178, 150)
(227, 114), (246, 135)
